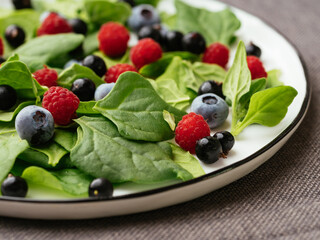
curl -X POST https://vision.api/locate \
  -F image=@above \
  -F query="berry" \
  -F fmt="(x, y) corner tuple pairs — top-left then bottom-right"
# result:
(64, 59), (81, 69)
(71, 78), (96, 101)
(105, 63), (137, 83)
(246, 42), (262, 58)
(12, 0), (32, 9)
(119, 0), (135, 7)
(94, 83), (115, 101)
(0, 37), (4, 56)
(37, 12), (72, 36)
(33, 65), (58, 88)
(213, 131), (234, 155)
(165, 31), (184, 51)
(82, 55), (107, 77)
(195, 136), (222, 164)
(15, 105), (55, 145)
(0, 85), (17, 110)
(182, 32), (206, 54)
(1, 175), (28, 198)
(98, 22), (130, 58)
(68, 18), (88, 35)
(42, 87), (80, 125)
(247, 56), (267, 80)
(138, 25), (163, 45)
(191, 93), (229, 129)
(5, 25), (25, 48)
(130, 38), (162, 70)
(127, 4), (160, 32)
(202, 43), (229, 68)
(175, 112), (211, 154)
(89, 178), (113, 198)
(198, 80), (225, 99)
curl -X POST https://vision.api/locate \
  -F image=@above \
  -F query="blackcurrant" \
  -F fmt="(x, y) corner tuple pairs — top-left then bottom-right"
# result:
(68, 18), (88, 35)
(1, 175), (28, 198)
(119, 0), (135, 7)
(138, 25), (163, 46)
(71, 78), (96, 101)
(213, 131), (235, 154)
(196, 136), (222, 164)
(5, 25), (26, 48)
(198, 80), (225, 99)
(246, 42), (262, 58)
(82, 55), (107, 77)
(89, 178), (113, 198)
(165, 31), (184, 51)
(0, 85), (17, 110)
(182, 32), (206, 54)
(12, 0), (32, 10)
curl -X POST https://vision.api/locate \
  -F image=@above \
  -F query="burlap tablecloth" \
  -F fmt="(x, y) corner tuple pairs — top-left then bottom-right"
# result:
(0, 0), (319, 239)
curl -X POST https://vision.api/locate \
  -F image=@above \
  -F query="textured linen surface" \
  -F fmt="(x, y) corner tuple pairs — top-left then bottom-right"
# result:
(0, 0), (319, 239)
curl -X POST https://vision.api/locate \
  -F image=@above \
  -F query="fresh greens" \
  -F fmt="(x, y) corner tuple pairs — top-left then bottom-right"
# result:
(94, 50), (130, 67)
(267, 69), (284, 88)
(77, 101), (100, 116)
(0, 101), (34, 122)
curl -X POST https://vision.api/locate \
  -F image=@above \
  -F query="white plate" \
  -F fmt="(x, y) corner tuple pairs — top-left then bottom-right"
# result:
(0, 0), (310, 219)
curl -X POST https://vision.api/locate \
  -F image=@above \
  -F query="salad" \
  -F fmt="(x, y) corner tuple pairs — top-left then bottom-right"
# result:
(0, 0), (297, 199)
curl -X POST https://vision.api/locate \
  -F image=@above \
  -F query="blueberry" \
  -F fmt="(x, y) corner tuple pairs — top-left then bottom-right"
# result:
(5, 25), (26, 48)
(68, 18), (88, 35)
(127, 4), (160, 32)
(1, 175), (28, 197)
(64, 59), (81, 69)
(12, 0), (32, 9)
(82, 55), (107, 77)
(138, 25), (164, 45)
(71, 78), (96, 101)
(165, 31), (184, 51)
(246, 42), (262, 58)
(94, 83), (115, 101)
(182, 32), (206, 54)
(196, 136), (222, 164)
(0, 85), (17, 110)
(15, 105), (55, 146)
(119, 0), (135, 7)
(89, 178), (113, 198)
(191, 93), (229, 129)
(213, 131), (235, 155)
(0, 57), (6, 64)
(198, 80), (225, 99)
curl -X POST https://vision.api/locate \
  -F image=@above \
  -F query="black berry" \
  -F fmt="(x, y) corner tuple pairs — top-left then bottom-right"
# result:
(213, 131), (235, 155)
(198, 80), (225, 99)
(0, 85), (17, 110)
(1, 175), (28, 198)
(0, 57), (6, 65)
(246, 42), (262, 58)
(182, 32), (206, 54)
(89, 178), (113, 198)
(119, 0), (135, 7)
(138, 25), (163, 46)
(5, 25), (26, 48)
(71, 78), (96, 101)
(12, 0), (32, 9)
(165, 31), (184, 51)
(196, 136), (222, 164)
(82, 55), (107, 77)
(68, 18), (88, 35)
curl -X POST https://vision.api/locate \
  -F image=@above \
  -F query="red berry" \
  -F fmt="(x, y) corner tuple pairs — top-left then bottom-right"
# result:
(42, 87), (80, 126)
(0, 38), (3, 56)
(37, 13), (72, 36)
(33, 65), (58, 88)
(175, 112), (211, 154)
(105, 64), (137, 83)
(247, 56), (267, 80)
(98, 22), (130, 58)
(130, 38), (162, 70)
(202, 42), (229, 68)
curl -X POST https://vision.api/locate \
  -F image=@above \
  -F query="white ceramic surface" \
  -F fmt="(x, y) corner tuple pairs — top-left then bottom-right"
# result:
(0, 0), (310, 219)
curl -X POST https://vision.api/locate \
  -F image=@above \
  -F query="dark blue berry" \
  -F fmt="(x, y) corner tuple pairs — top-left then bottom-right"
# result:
(182, 32), (206, 54)
(246, 42), (262, 58)
(0, 85), (17, 110)
(71, 78), (96, 101)
(198, 80), (225, 99)
(68, 18), (88, 35)
(82, 55), (107, 77)
(196, 136), (222, 164)
(94, 83), (115, 101)
(165, 31), (184, 51)
(0, 57), (6, 64)
(119, 0), (135, 7)
(1, 175), (28, 197)
(89, 178), (113, 198)
(5, 25), (26, 48)
(12, 0), (32, 9)
(138, 25), (164, 45)
(213, 131), (235, 155)
(127, 4), (160, 32)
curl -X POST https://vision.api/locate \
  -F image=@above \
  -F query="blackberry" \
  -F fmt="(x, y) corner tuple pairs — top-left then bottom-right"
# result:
(198, 80), (225, 99)
(196, 136), (222, 164)
(71, 78), (96, 101)
(82, 55), (107, 77)
(182, 32), (206, 54)
(89, 178), (113, 199)
(1, 175), (28, 198)
(165, 31), (184, 51)
(246, 42), (262, 58)
(5, 25), (26, 48)
(0, 85), (17, 110)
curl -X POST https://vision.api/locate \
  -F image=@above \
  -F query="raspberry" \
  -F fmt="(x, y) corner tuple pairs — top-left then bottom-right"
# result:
(98, 22), (130, 58)
(130, 38), (162, 70)
(37, 13), (72, 36)
(105, 64), (137, 83)
(42, 87), (80, 125)
(247, 56), (267, 80)
(0, 38), (3, 56)
(202, 42), (229, 68)
(175, 112), (211, 154)
(33, 65), (58, 88)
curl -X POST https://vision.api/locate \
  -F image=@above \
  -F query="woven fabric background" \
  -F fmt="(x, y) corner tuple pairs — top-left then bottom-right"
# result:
(0, 0), (319, 239)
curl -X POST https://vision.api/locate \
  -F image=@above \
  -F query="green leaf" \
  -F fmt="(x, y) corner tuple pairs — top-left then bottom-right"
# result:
(175, 0), (241, 46)
(54, 129), (77, 152)
(94, 72), (186, 142)
(266, 69), (284, 88)
(94, 50), (130, 67)
(134, 0), (159, 6)
(70, 116), (193, 183)
(233, 86), (298, 135)
(192, 62), (226, 83)
(57, 64), (104, 89)
(0, 100), (34, 122)
(83, 32), (99, 55)
(76, 101), (100, 116)
(159, 12), (177, 29)
(163, 110), (176, 131)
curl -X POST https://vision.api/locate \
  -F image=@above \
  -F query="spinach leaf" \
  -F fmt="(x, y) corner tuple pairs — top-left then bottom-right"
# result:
(233, 86), (298, 135)
(94, 72), (186, 142)
(160, 12), (177, 29)
(94, 50), (130, 67)
(70, 116), (193, 183)
(53, 129), (77, 152)
(57, 64), (104, 89)
(175, 0), (241, 46)
(266, 69), (284, 88)
(77, 101), (100, 116)
(83, 32), (99, 55)
(0, 100), (34, 122)
(134, 0), (159, 6)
